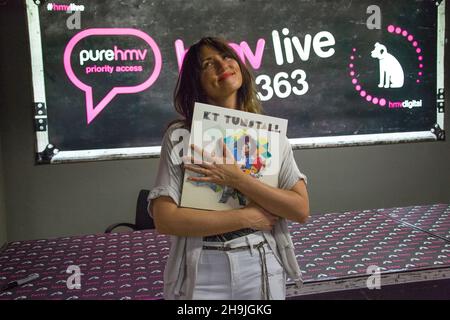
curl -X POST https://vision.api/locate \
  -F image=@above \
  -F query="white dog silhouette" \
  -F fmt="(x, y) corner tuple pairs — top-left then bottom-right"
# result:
(371, 42), (404, 88)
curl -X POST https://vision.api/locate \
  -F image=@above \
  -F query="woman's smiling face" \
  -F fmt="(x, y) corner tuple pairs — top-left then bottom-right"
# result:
(199, 45), (243, 108)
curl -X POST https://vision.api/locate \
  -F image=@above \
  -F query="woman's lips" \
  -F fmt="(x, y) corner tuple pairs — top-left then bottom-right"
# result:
(218, 72), (234, 81)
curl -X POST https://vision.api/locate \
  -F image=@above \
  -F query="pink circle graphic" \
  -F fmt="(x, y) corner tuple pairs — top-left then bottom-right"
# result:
(383, 25), (424, 84)
(348, 26), (422, 109)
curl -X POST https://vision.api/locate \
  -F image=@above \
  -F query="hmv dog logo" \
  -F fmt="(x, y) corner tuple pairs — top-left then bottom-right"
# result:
(371, 42), (404, 89)
(349, 15), (425, 109)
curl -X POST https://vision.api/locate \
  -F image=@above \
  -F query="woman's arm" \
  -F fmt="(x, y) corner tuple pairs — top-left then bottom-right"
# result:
(184, 143), (310, 223)
(234, 178), (309, 223)
(151, 196), (278, 237)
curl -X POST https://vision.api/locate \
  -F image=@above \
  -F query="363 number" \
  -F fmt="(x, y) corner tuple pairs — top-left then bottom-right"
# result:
(256, 69), (309, 101)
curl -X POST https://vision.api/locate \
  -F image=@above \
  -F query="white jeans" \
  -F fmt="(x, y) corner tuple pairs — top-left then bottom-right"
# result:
(192, 232), (286, 300)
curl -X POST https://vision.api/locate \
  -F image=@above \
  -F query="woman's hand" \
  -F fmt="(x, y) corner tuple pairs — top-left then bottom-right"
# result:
(183, 141), (246, 188)
(240, 202), (279, 231)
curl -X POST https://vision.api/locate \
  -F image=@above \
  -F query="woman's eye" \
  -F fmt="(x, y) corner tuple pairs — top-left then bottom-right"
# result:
(202, 61), (213, 69)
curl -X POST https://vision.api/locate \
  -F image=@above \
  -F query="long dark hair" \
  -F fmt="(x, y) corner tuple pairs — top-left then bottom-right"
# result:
(171, 37), (262, 130)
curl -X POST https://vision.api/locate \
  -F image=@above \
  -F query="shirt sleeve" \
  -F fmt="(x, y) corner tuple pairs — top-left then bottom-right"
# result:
(278, 135), (308, 190)
(147, 123), (189, 217)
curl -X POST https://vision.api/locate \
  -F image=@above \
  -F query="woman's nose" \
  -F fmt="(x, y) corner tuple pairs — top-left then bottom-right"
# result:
(215, 59), (228, 73)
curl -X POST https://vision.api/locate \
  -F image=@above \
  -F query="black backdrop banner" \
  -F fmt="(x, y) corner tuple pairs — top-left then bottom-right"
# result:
(25, 0), (446, 163)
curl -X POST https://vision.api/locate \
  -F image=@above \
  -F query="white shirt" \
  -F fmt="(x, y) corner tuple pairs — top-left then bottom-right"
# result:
(148, 122), (308, 299)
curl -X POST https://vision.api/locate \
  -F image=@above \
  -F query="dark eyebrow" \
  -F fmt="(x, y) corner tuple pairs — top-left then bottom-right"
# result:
(201, 56), (214, 63)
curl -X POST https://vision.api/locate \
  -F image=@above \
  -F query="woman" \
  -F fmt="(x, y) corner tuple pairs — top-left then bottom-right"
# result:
(148, 37), (309, 300)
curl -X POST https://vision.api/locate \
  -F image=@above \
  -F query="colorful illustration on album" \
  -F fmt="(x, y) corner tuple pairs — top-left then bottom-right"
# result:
(187, 129), (272, 205)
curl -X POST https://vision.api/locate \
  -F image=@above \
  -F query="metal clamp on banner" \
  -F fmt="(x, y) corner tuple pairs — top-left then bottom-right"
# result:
(34, 118), (47, 131)
(34, 102), (47, 116)
(436, 88), (445, 113)
(32, 0), (45, 5)
(36, 144), (59, 164)
(431, 124), (445, 141)
(34, 102), (48, 131)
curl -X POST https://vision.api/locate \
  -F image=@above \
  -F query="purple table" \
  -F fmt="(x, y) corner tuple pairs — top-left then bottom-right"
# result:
(378, 203), (450, 241)
(287, 204), (450, 298)
(1, 204), (449, 299)
(0, 231), (169, 300)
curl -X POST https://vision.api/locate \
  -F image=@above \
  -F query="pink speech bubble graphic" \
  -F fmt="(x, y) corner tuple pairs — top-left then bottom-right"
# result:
(64, 28), (162, 124)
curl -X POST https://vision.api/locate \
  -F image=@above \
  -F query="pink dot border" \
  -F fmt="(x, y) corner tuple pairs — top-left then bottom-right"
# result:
(349, 47), (386, 107)
(387, 24), (424, 83)
(349, 24), (423, 107)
